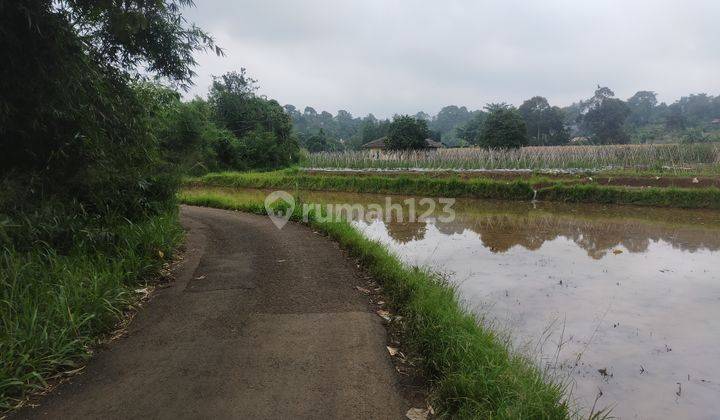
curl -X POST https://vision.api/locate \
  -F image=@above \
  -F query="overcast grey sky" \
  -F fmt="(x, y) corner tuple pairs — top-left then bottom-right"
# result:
(183, 0), (720, 118)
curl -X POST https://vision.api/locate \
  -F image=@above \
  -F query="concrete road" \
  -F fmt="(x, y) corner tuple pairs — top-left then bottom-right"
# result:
(13, 206), (408, 419)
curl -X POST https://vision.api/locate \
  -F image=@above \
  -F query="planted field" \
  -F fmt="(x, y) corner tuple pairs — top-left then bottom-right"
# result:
(188, 170), (720, 209)
(305, 143), (720, 173)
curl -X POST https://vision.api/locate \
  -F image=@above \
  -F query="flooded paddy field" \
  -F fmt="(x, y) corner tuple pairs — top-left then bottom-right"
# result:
(354, 201), (720, 419)
(186, 187), (720, 418)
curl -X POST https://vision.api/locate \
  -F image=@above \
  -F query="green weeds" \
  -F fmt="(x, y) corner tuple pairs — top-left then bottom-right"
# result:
(0, 213), (183, 410)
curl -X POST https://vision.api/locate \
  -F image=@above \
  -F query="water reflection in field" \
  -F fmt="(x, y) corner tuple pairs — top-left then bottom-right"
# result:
(187, 187), (720, 419)
(354, 198), (720, 419)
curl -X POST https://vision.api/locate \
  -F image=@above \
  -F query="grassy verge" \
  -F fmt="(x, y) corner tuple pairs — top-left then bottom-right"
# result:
(188, 170), (720, 209)
(538, 183), (720, 208)
(191, 170), (536, 200)
(179, 190), (572, 419)
(0, 212), (183, 410)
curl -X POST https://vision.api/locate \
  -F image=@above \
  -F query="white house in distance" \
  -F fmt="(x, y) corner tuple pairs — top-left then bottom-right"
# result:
(361, 136), (444, 158)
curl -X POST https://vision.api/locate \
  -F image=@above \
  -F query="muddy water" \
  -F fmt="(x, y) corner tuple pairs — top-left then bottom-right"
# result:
(187, 187), (720, 419)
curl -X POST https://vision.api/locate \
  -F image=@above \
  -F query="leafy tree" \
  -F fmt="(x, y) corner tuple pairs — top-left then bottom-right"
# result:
(675, 94), (717, 126)
(476, 104), (528, 149)
(359, 115), (390, 143)
(304, 106), (318, 117)
(386, 115), (431, 150)
(335, 110), (358, 139)
(209, 71), (299, 168)
(665, 104), (687, 131)
(429, 105), (473, 146)
(135, 82), (204, 165)
(626, 91), (658, 127)
(457, 112), (487, 145)
(135, 82), (250, 174)
(302, 129), (331, 153)
(518, 96), (569, 145)
(580, 86), (631, 144)
(0, 0), (219, 219)
(414, 111), (431, 121)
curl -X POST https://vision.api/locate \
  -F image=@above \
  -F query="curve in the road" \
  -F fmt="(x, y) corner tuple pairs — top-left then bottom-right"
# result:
(12, 205), (409, 419)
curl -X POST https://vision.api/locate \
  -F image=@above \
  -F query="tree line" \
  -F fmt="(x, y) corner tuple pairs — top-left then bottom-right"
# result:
(140, 70), (299, 176)
(0, 2), (299, 255)
(289, 87), (720, 151)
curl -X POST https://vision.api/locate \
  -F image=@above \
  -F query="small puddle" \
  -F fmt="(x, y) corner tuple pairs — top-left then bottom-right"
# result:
(186, 187), (720, 418)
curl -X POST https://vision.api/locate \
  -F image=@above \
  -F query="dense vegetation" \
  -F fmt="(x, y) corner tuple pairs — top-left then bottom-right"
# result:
(288, 87), (720, 151)
(474, 104), (528, 149)
(137, 70), (299, 175)
(386, 115), (432, 150)
(1, 0), (717, 414)
(0, 1), (298, 409)
(179, 189), (571, 418)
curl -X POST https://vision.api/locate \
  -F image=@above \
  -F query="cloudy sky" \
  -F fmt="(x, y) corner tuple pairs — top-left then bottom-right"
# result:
(183, 0), (720, 118)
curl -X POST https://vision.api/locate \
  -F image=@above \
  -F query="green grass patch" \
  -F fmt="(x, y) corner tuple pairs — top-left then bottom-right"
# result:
(179, 190), (573, 419)
(190, 170), (536, 201)
(538, 183), (720, 208)
(0, 213), (183, 410)
(188, 170), (720, 209)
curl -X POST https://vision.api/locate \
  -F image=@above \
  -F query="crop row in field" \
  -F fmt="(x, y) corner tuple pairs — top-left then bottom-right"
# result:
(305, 143), (720, 172)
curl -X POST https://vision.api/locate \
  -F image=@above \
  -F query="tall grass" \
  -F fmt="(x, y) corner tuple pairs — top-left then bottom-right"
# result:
(0, 213), (183, 410)
(179, 190), (572, 419)
(306, 143), (720, 171)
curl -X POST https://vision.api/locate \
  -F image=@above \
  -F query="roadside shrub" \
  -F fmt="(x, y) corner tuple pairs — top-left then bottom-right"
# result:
(0, 212), (183, 409)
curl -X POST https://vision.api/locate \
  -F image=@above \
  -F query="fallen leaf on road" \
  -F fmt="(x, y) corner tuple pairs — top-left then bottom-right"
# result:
(612, 249), (623, 255)
(387, 346), (399, 356)
(406, 408), (429, 420)
(355, 286), (371, 294)
(376, 309), (391, 322)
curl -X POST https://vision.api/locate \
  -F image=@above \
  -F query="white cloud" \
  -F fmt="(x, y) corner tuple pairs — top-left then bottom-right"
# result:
(183, 0), (720, 118)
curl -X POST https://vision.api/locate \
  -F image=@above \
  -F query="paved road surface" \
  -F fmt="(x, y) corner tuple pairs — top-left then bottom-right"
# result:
(13, 206), (408, 419)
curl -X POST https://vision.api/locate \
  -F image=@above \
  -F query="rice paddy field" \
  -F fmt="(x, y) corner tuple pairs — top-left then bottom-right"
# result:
(305, 143), (720, 174)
